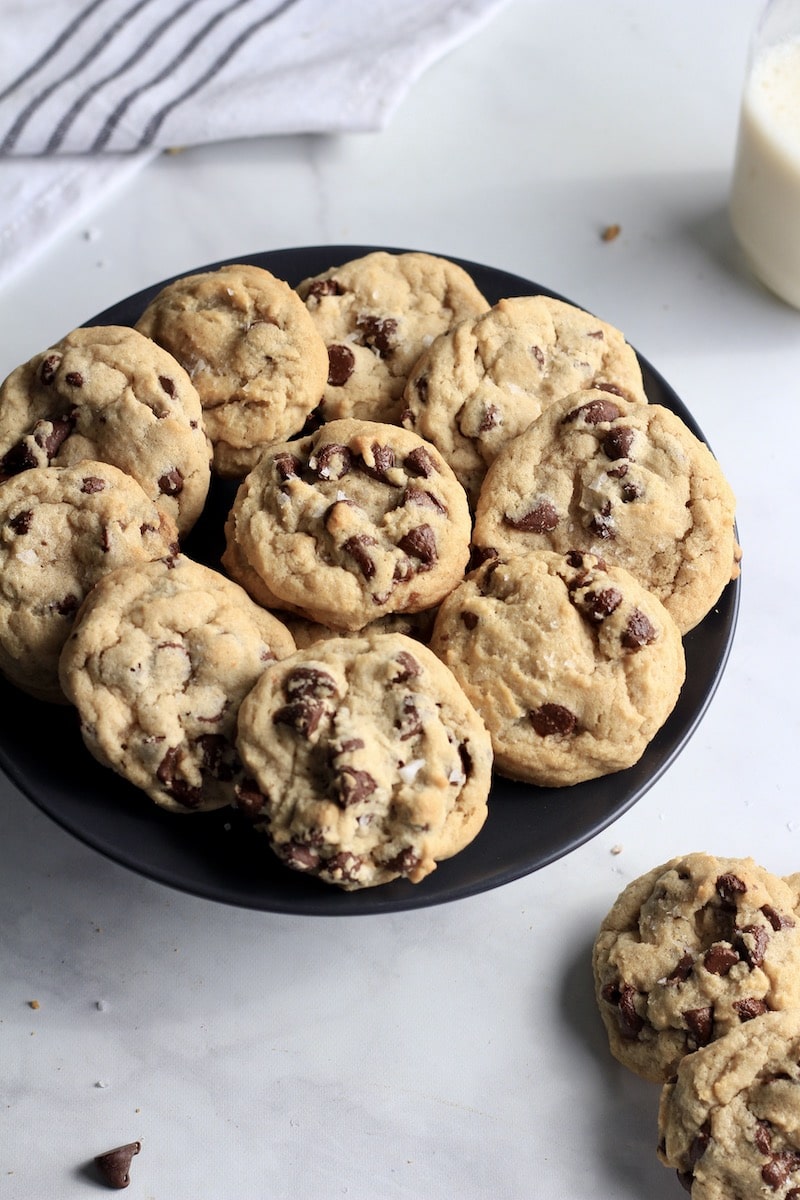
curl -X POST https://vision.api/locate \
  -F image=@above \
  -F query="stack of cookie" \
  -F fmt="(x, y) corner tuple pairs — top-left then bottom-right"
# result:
(0, 249), (740, 892)
(593, 853), (800, 1197)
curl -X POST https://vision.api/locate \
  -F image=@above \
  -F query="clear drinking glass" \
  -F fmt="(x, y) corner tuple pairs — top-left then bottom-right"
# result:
(729, 0), (800, 308)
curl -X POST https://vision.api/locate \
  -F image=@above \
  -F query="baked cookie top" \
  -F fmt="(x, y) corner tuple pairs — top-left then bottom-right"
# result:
(235, 632), (493, 890)
(657, 1009), (800, 1200)
(430, 549), (685, 786)
(135, 263), (329, 477)
(0, 324), (211, 536)
(222, 418), (471, 631)
(59, 555), (296, 813)
(592, 853), (800, 1083)
(472, 388), (739, 633)
(0, 461), (178, 703)
(401, 295), (647, 505)
(295, 250), (489, 424)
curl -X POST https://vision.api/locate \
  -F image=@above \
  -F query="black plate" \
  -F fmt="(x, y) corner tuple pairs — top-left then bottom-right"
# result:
(0, 246), (739, 915)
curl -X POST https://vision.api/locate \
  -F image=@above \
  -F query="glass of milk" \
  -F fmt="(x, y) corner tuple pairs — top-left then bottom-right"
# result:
(729, 0), (800, 308)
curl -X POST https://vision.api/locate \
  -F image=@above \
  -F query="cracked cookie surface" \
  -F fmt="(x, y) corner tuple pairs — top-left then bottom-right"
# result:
(0, 461), (178, 702)
(222, 418), (471, 631)
(135, 263), (329, 477)
(657, 1009), (800, 1200)
(401, 295), (647, 505)
(430, 549), (685, 786)
(593, 853), (800, 1083)
(296, 251), (489, 425)
(235, 632), (493, 890)
(59, 555), (296, 813)
(472, 388), (739, 633)
(0, 324), (211, 536)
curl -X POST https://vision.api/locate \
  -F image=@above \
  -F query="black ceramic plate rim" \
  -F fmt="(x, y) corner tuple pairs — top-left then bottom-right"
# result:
(0, 245), (740, 916)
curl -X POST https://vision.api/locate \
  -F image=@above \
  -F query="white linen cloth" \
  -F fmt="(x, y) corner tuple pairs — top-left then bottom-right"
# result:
(0, 0), (508, 283)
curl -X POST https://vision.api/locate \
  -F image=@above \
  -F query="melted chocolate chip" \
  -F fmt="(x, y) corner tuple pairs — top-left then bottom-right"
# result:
(530, 703), (577, 737)
(602, 426), (635, 460)
(397, 524), (438, 568)
(94, 1141), (141, 1189)
(234, 778), (269, 818)
(762, 904), (795, 931)
(343, 533), (378, 579)
(360, 442), (395, 481)
(617, 983), (645, 1037)
(1, 440), (38, 475)
(732, 997), (768, 1021)
(755, 1120), (773, 1156)
(273, 700), (327, 739)
(684, 1006), (713, 1046)
(285, 667), (338, 701)
(531, 345), (545, 366)
(621, 609), (657, 649)
(666, 951), (694, 983)
(386, 847), (421, 876)
(689, 1121), (711, 1166)
(195, 733), (238, 781)
(563, 397), (621, 425)
(716, 873), (747, 905)
(334, 767), (377, 807)
(404, 485), (446, 514)
(703, 944), (739, 975)
(311, 442), (352, 480)
(582, 587), (623, 620)
(81, 476), (106, 494)
(762, 1150), (800, 1190)
(327, 344), (355, 386)
(736, 924), (770, 968)
(503, 500), (558, 533)
(327, 850), (364, 882)
(621, 480), (643, 502)
(404, 446), (436, 478)
(35, 413), (75, 459)
(282, 841), (321, 870)
(156, 746), (202, 808)
(356, 314), (397, 358)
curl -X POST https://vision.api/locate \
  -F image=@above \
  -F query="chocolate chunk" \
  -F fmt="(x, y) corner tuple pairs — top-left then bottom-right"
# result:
(159, 375), (175, 395)
(665, 951), (694, 983)
(274, 452), (302, 481)
(234, 777), (268, 818)
(404, 446), (436, 478)
(702, 944), (739, 975)
(1, 440), (38, 475)
(684, 1006), (713, 1046)
(602, 426), (635, 460)
(621, 609), (656, 649)
(755, 1120), (773, 1156)
(54, 593), (80, 617)
(761, 904), (795, 931)
(397, 524), (438, 569)
(195, 734), (238, 782)
(81, 476), (106, 494)
(327, 850), (364, 882)
(617, 983), (644, 1038)
(397, 695), (423, 741)
(530, 703), (577, 737)
(9, 509), (33, 534)
(310, 442), (352, 480)
(716, 873), (747, 905)
(414, 375), (429, 404)
(284, 667), (338, 701)
(386, 847), (421, 876)
(343, 533), (378, 580)
(503, 500), (558, 533)
(689, 1121), (711, 1166)
(282, 841), (321, 870)
(64, 370), (83, 387)
(93, 1140), (141, 1189)
(360, 441), (395, 481)
(334, 767), (377, 807)
(327, 344), (355, 386)
(595, 382), (625, 397)
(158, 468), (183, 496)
(356, 314), (397, 358)
(404, 485), (447, 514)
(35, 413), (75, 458)
(479, 404), (500, 432)
(460, 611), (479, 630)
(393, 651), (421, 683)
(736, 924), (770, 968)
(458, 742), (473, 781)
(732, 997), (768, 1021)
(588, 501), (615, 540)
(273, 700), (326, 739)
(762, 1150), (800, 1190)
(38, 353), (61, 385)
(156, 747), (202, 808)
(620, 480), (643, 502)
(307, 278), (344, 299)
(582, 587), (623, 620)
(563, 397), (621, 425)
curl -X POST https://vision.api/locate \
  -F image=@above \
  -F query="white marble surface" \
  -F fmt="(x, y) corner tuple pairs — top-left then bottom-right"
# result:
(1, 1), (797, 1196)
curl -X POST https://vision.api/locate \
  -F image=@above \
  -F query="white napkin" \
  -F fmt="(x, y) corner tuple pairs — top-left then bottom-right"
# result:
(0, 0), (508, 284)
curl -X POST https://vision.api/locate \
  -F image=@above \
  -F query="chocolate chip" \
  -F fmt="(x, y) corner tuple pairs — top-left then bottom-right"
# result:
(733, 997), (768, 1021)
(308, 278), (343, 298)
(563, 397), (621, 425)
(356, 314), (397, 358)
(284, 667), (338, 701)
(689, 1121), (711, 1166)
(530, 703), (577, 737)
(343, 533), (378, 579)
(665, 951), (694, 983)
(35, 413), (75, 459)
(397, 695), (423, 741)
(736, 924), (770, 968)
(458, 742), (473, 781)
(762, 904), (795, 931)
(621, 480), (643, 502)
(81, 476), (106, 493)
(565, 550), (586, 568)
(582, 587), (623, 620)
(461, 611), (479, 630)
(1, 440), (38, 475)
(755, 1120), (773, 1156)
(393, 651), (421, 683)
(273, 700), (327, 738)
(480, 405), (500, 432)
(404, 447), (436, 478)
(38, 353), (61, 385)
(281, 841), (321, 870)
(397, 524), (438, 569)
(414, 375), (429, 404)
(310, 442), (352, 480)
(156, 747), (202, 808)
(159, 375), (175, 395)
(54, 594), (80, 617)
(360, 442), (395, 481)
(64, 370), (83, 387)
(9, 509), (33, 534)
(602, 426), (635, 460)
(531, 345), (545, 366)
(327, 344), (355, 386)
(386, 847), (421, 876)
(234, 778), (268, 818)
(274, 452), (302, 481)
(762, 1150), (800, 1190)
(617, 983), (644, 1038)
(621, 609), (656, 649)
(334, 767), (377, 807)
(703, 944), (739, 975)
(503, 500), (558, 533)
(470, 544), (499, 570)
(684, 1006), (713, 1046)
(195, 734), (238, 782)
(327, 851), (365, 882)
(716, 873), (747, 905)
(404, 485), (446, 514)
(588, 501), (615, 540)
(158, 468), (183, 496)
(594, 382), (625, 397)
(93, 1140), (141, 1189)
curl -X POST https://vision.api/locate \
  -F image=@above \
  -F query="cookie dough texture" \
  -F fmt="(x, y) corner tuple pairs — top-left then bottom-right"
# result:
(657, 1009), (800, 1199)
(296, 251), (490, 424)
(135, 263), (329, 477)
(60, 555), (295, 812)
(592, 853), (800, 1083)
(402, 295), (647, 504)
(235, 632), (493, 890)
(0, 462), (178, 703)
(430, 550), (685, 786)
(473, 389), (739, 633)
(0, 324), (211, 536)
(222, 418), (471, 631)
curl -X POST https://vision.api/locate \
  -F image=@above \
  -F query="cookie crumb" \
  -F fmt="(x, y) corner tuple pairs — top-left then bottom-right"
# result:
(28, 999), (40, 1009)
(610, 844), (623, 856)
(94, 1140), (141, 1189)
(601, 223), (621, 242)
(95, 1080), (110, 1089)
(95, 1000), (109, 1012)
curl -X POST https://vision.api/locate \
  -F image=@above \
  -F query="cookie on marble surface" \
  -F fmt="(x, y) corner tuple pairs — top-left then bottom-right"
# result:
(295, 250), (489, 425)
(593, 853), (800, 1083)
(0, 462), (178, 703)
(235, 632), (493, 890)
(0, 324), (211, 536)
(430, 549), (685, 786)
(658, 1009), (800, 1199)
(59, 555), (296, 813)
(135, 263), (329, 477)
(401, 295), (647, 504)
(472, 388), (739, 633)
(222, 418), (471, 631)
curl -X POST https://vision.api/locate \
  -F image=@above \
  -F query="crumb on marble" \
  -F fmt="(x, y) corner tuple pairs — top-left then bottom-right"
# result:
(28, 999), (40, 1009)
(601, 223), (621, 242)
(610, 844), (623, 856)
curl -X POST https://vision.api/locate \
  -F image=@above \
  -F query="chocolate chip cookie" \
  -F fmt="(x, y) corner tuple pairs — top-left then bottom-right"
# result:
(0, 462), (178, 702)
(135, 263), (329, 477)
(235, 632), (493, 890)
(658, 1009), (800, 1199)
(430, 549), (685, 786)
(472, 389), (739, 633)
(593, 854), (800, 1083)
(222, 418), (471, 631)
(295, 250), (490, 425)
(59, 555), (296, 812)
(401, 295), (647, 505)
(0, 325), (211, 536)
